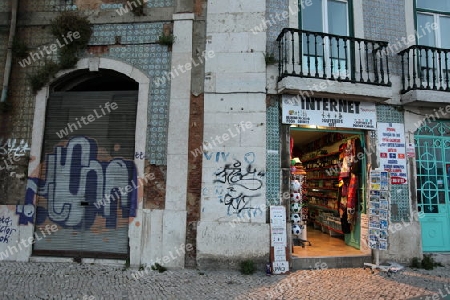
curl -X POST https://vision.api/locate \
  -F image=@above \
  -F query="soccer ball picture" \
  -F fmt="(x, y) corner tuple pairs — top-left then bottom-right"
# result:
(292, 224), (302, 235)
(290, 180), (301, 192)
(290, 192), (301, 202)
(291, 202), (301, 213)
(291, 213), (301, 224)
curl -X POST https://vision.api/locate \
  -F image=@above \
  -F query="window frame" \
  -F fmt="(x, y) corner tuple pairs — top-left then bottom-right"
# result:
(298, 0), (354, 37)
(414, 0), (450, 48)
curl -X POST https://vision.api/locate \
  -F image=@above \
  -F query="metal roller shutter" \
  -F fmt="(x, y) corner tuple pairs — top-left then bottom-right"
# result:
(33, 91), (138, 258)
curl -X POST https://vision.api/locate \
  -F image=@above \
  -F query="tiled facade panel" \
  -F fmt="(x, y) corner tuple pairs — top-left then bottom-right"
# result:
(362, 0), (407, 75)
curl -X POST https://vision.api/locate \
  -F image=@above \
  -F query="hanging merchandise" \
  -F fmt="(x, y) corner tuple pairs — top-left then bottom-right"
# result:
(339, 139), (355, 178)
(346, 174), (358, 225)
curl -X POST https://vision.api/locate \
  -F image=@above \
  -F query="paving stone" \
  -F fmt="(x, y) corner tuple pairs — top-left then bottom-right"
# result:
(0, 262), (449, 299)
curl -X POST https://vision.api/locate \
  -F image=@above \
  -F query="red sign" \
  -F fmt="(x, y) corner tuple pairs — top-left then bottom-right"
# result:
(391, 176), (407, 184)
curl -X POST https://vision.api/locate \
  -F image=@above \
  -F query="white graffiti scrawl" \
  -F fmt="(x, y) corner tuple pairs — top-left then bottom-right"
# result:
(211, 152), (265, 217)
(0, 138), (30, 173)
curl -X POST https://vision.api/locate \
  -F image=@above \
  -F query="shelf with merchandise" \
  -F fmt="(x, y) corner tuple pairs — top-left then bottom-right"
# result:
(307, 203), (338, 212)
(307, 176), (340, 180)
(306, 187), (337, 191)
(302, 151), (341, 163)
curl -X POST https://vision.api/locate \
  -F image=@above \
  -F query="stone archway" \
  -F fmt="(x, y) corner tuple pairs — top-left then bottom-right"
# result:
(25, 58), (149, 264)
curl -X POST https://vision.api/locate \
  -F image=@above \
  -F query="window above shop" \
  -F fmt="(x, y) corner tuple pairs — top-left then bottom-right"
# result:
(416, 0), (450, 13)
(415, 0), (450, 48)
(300, 0), (350, 36)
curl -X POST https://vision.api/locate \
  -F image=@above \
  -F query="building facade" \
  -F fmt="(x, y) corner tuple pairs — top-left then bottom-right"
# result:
(0, 0), (449, 269)
(0, 0), (205, 268)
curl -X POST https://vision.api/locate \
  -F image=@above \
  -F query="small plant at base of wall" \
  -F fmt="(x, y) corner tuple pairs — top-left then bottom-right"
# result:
(410, 255), (444, 270)
(240, 260), (256, 275)
(151, 263), (167, 273)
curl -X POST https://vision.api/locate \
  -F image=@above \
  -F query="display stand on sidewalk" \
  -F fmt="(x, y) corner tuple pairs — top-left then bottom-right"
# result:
(363, 170), (392, 275)
(269, 206), (290, 275)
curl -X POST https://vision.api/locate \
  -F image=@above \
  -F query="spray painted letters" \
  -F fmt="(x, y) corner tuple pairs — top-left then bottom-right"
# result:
(211, 152), (265, 217)
(0, 216), (17, 243)
(25, 137), (137, 229)
(0, 138), (30, 172)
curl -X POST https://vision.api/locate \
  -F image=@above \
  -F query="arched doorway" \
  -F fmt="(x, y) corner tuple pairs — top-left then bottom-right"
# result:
(31, 69), (139, 259)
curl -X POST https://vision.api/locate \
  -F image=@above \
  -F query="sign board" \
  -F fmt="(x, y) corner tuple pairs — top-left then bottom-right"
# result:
(270, 206), (286, 227)
(272, 261), (289, 275)
(377, 123), (407, 184)
(269, 206), (289, 274)
(273, 245), (286, 262)
(406, 143), (415, 158)
(271, 227), (287, 246)
(281, 96), (377, 129)
(391, 176), (407, 185)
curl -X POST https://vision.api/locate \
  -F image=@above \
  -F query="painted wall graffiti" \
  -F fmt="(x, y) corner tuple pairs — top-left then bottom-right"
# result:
(24, 136), (137, 229)
(209, 152), (265, 217)
(0, 216), (17, 243)
(0, 138), (30, 158)
(0, 138), (30, 174)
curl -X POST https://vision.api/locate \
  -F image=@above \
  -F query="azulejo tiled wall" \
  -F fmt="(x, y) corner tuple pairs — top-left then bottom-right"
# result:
(266, 96), (281, 206)
(376, 104), (409, 223)
(266, 0), (290, 57)
(362, 0), (406, 76)
(91, 22), (171, 165)
(265, 0), (288, 206)
(8, 22), (171, 166)
(14, 0), (174, 12)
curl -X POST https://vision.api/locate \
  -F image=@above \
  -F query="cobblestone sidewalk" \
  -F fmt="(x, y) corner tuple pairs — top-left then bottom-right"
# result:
(0, 261), (449, 300)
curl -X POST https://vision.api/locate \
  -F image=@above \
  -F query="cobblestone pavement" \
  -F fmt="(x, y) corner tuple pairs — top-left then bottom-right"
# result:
(0, 261), (449, 300)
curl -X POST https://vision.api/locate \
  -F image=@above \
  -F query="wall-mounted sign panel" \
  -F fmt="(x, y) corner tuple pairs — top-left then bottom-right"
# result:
(282, 96), (377, 129)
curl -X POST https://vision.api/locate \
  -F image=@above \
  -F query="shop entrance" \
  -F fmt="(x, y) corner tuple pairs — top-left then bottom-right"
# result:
(289, 127), (370, 258)
(31, 70), (139, 259)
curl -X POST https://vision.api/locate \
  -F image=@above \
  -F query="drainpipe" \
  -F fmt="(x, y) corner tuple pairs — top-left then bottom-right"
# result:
(1, 0), (19, 103)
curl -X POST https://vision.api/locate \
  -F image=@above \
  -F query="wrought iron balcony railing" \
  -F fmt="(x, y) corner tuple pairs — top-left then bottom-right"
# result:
(398, 45), (450, 93)
(276, 28), (391, 86)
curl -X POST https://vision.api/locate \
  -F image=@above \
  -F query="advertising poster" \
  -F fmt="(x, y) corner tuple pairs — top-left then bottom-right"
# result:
(281, 96), (377, 129)
(368, 171), (389, 251)
(377, 123), (407, 184)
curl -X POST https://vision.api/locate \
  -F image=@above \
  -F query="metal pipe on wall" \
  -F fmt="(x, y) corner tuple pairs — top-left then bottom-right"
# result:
(1, 0), (19, 103)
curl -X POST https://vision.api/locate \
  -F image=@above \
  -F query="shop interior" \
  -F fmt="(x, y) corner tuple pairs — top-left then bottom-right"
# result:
(289, 127), (371, 257)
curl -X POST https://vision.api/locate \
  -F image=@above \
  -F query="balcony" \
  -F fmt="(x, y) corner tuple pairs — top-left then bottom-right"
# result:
(276, 28), (392, 101)
(398, 45), (450, 105)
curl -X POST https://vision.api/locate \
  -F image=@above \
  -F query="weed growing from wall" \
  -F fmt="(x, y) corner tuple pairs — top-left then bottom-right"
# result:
(28, 12), (92, 93)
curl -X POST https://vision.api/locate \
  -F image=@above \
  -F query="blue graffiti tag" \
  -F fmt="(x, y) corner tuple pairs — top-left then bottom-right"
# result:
(23, 137), (137, 229)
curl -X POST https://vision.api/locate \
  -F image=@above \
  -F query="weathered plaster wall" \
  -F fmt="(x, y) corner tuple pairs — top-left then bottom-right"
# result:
(197, 0), (270, 269)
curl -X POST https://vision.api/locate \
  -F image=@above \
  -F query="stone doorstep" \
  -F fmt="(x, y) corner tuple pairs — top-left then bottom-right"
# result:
(291, 255), (372, 270)
(29, 256), (126, 267)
